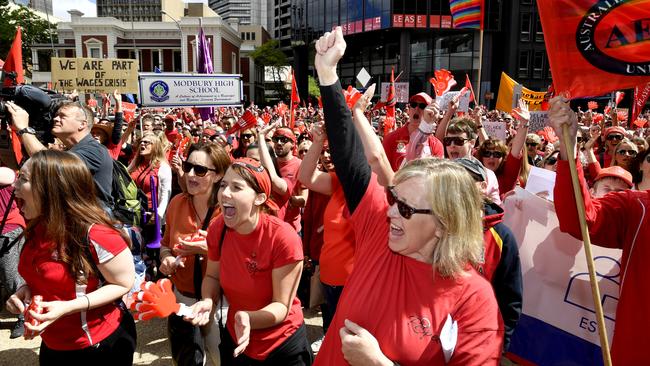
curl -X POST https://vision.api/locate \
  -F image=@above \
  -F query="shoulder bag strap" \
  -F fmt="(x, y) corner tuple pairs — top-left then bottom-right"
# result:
(192, 206), (215, 300)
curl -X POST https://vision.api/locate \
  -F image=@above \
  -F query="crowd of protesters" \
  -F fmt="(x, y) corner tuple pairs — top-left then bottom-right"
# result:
(1, 26), (649, 365)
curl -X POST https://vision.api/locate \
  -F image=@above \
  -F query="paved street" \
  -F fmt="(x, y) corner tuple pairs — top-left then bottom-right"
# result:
(0, 308), (324, 365)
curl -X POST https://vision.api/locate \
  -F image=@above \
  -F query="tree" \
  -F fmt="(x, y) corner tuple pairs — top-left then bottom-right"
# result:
(249, 39), (289, 102)
(308, 75), (320, 99)
(0, 0), (58, 76)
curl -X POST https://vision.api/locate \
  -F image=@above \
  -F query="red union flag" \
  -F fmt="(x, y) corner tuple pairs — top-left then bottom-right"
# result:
(631, 82), (650, 123)
(537, 0), (650, 98)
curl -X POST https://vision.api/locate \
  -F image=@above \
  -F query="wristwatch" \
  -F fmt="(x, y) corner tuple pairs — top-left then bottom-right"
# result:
(17, 127), (36, 136)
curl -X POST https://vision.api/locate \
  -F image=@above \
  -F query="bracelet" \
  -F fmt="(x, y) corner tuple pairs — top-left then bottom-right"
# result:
(83, 295), (90, 312)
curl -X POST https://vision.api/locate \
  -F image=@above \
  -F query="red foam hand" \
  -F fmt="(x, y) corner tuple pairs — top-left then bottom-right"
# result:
(634, 118), (648, 128)
(343, 86), (363, 110)
(429, 69), (457, 97)
(540, 126), (559, 144)
(587, 101), (598, 110)
(617, 110), (628, 122)
(593, 113), (604, 124)
(130, 279), (183, 321)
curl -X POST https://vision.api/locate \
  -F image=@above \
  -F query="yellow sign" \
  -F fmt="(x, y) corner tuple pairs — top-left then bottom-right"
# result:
(51, 57), (139, 93)
(495, 72), (547, 113)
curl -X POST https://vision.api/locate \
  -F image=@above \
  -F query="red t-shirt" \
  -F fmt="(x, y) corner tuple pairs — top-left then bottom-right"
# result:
(18, 224), (128, 351)
(314, 176), (504, 366)
(319, 173), (355, 286)
(207, 214), (304, 360)
(277, 157), (302, 231)
(301, 189), (329, 261)
(130, 163), (159, 210)
(382, 125), (444, 172)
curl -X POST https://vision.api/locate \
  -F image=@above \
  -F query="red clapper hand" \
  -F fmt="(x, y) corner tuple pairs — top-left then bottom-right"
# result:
(129, 278), (194, 321)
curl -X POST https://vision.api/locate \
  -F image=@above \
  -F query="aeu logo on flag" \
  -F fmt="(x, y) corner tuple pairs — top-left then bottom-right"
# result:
(576, 1), (650, 76)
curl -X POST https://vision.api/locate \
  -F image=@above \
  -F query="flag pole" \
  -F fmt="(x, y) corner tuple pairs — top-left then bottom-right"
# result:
(476, 29), (484, 104)
(560, 123), (613, 366)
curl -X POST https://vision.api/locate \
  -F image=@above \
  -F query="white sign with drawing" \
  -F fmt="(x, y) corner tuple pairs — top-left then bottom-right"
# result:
(482, 121), (507, 140)
(436, 91), (470, 113)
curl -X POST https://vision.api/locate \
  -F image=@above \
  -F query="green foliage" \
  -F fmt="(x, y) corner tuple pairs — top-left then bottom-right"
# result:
(250, 39), (289, 101)
(0, 0), (58, 73)
(308, 75), (320, 99)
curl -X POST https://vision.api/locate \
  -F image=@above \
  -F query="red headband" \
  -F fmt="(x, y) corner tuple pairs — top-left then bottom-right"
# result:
(231, 158), (280, 212)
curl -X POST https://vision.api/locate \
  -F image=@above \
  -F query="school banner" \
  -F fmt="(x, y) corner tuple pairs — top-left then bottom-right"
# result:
(503, 188), (621, 366)
(51, 57), (139, 93)
(537, 0), (650, 98)
(138, 73), (243, 107)
(495, 72), (547, 113)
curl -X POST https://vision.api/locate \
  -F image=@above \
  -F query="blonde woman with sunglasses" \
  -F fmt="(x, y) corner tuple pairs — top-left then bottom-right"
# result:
(311, 27), (503, 366)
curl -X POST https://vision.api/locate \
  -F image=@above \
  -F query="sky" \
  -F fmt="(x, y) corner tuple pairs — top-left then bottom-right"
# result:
(52, 0), (208, 21)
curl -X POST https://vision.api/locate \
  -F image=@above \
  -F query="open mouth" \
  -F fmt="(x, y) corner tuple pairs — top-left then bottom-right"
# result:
(222, 203), (236, 219)
(389, 222), (404, 238)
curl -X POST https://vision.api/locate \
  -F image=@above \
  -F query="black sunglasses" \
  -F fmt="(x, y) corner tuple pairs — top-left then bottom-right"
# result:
(272, 136), (291, 144)
(298, 149), (309, 155)
(409, 101), (427, 110)
(607, 134), (624, 141)
(182, 161), (217, 177)
(526, 142), (539, 147)
(386, 186), (433, 219)
(443, 136), (469, 147)
(241, 133), (254, 140)
(232, 161), (265, 173)
(481, 150), (504, 159)
(616, 149), (637, 157)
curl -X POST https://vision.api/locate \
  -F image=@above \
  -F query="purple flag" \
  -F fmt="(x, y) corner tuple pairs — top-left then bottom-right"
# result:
(197, 26), (214, 122)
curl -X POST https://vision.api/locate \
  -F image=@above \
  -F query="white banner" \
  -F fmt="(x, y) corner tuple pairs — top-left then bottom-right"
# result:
(138, 73), (243, 107)
(503, 188), (620, 346)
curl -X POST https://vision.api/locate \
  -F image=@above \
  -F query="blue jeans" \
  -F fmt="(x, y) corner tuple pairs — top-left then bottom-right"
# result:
(321, 283), (344, 334)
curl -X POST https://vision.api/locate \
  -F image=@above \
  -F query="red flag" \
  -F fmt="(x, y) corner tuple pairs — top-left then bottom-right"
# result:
(615, 91), (625, 107)
(227, 110), (257, 135)
(122, 102), (137, 122)
(290, 70), (300, 129)
(343, 85), (363, 109)
(465, 74), (476, 103)
(429, 69), (457, 97)
(631, 83), (650, 124)
(537, 0), (650, 98)
(3, 27), (24, 87)
(383, 68), (397, 135)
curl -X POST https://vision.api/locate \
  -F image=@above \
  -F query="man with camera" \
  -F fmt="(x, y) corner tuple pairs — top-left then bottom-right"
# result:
(5, 100), (113, 206)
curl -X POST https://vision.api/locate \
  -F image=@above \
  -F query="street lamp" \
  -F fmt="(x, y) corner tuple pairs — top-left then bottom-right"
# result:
(161, 10), (183, 72)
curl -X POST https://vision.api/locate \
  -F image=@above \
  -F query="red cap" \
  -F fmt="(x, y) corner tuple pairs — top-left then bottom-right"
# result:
(273, 127), (296, 143)
(594, 166), (633, 188)
(203, 128), (217, 137)
(409, 92), (433, 105)
(231, 158), (280, 212)
(604, 126), (626, 138)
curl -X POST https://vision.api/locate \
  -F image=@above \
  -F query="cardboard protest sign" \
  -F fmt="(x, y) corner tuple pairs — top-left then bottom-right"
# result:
(436, 91), (470, 113)
(381, 82), (409, 103)
(503, 188), (619, 366)
(51, 57), (139, 93)
(496, 72), (547, 113)
(537, 0), (650, 98)
(529, 111), (549, 133)
(482, 121), (507, 140)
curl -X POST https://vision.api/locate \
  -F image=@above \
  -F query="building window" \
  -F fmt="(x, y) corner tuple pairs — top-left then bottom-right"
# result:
(232, 52), (237, 74)
(535, 16), (544, 42)
(251, 32), (255, 41)
(521, 0), (533, 4)
(152, 50), (161, 71)
(518, 51), (530, 78)
(533, 51), (544, 79)
(241, 32), (245, 40)
(173, 50), (182, 72)
(520, 13), (531, 42)
(90, 47), (101, 58)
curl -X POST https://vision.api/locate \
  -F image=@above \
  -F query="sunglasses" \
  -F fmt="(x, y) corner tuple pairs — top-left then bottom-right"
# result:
(526, 142), (539, 147)
(386, 186), (433, 219)
(298, 149), (309, 155)
(607, 134), (624, 141)
(241, 133), (254, 140)
(272, 136), (291, 144)
(409, 101), (428, 110)
(140, 140), (153, 146)
(481, 151), (504, 159)
(182, 161), (217, 177)
(443, 136), (469, 147)
(232, 161), (265, 173)
(545, 156), (558, 165)
(616, 149), (637, 157)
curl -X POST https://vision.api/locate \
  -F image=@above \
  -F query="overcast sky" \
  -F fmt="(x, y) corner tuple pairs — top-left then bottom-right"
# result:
(53, 0), (208, 21)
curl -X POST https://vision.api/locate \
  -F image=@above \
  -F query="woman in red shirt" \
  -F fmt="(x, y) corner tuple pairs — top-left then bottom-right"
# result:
(158, 143), (231, 365)
(187, 157), (312, 365)
(5, 150), (136, 365)
(312, 28), (503, 366)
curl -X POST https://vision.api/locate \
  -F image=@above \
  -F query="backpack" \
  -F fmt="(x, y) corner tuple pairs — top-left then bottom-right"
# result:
(110, 160), (148, 227)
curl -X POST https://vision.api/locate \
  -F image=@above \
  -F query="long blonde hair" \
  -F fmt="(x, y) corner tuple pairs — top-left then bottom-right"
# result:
(129, 132), (168, 171)
(394, 158), (484, 277)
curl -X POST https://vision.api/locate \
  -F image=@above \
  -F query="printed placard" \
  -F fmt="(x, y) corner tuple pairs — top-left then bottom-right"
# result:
(51, 57), (139, 93)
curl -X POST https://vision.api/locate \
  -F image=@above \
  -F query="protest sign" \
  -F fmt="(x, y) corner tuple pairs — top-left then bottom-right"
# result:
(495, 72), (547, 113)
(482, 121), (507, 140)
(529, 111), (549, 133)
(51, 57), (139, 93)
(436, 91), (470, 112)
(537, 0), (650, 98)
(139, 73), (243, 107)
(381, 82), (409, 103)
(503, 188), (619, 366)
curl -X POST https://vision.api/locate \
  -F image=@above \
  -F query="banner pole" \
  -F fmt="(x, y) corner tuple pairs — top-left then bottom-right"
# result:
(561, 124), (612, 366)
(476, 29), (484, 103)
